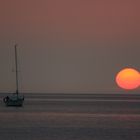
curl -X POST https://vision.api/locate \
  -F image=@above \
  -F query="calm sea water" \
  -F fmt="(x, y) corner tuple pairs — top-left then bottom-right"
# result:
(0, 93), (140, 140)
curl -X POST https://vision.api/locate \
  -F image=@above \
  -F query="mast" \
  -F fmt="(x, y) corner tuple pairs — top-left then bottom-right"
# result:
(15, 44), (19, 95)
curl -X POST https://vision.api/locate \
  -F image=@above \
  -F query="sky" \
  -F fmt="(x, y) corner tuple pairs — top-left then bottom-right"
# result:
(0, 0), (140, 93)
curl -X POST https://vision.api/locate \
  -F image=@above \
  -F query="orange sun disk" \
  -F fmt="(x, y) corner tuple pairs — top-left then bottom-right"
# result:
(116, 68), (140, 90)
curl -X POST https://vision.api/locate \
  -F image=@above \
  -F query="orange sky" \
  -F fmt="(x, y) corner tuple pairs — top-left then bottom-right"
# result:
(1, 0), (140, 41)
(0, 0), (140, 93)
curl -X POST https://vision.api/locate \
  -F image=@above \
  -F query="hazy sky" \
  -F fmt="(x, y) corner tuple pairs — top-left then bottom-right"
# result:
(0, 0), (140, 93)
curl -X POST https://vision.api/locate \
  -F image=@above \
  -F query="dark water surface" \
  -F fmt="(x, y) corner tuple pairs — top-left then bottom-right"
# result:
(0, 93), (140, 140)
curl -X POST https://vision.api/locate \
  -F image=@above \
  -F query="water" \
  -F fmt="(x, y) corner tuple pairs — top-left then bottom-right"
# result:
(0, 93), (140, 140)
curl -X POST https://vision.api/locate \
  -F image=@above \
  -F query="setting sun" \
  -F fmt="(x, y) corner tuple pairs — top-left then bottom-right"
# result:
(116, 68), (140, 90)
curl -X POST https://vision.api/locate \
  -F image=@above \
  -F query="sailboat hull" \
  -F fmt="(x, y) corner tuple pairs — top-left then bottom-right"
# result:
(3, 94), (24, 106)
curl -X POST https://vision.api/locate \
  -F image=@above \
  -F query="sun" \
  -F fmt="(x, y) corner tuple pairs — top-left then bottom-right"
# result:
(116, 68), (140, 90)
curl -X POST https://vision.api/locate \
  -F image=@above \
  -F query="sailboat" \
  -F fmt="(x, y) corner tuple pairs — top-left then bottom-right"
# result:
(3, 44), (24, 106)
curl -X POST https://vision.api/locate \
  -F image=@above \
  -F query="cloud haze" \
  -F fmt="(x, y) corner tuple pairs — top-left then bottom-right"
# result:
(0, 0), (140, 93)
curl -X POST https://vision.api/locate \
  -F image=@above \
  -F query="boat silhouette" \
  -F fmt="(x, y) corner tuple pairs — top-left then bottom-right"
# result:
(3, 44), (24, 106)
